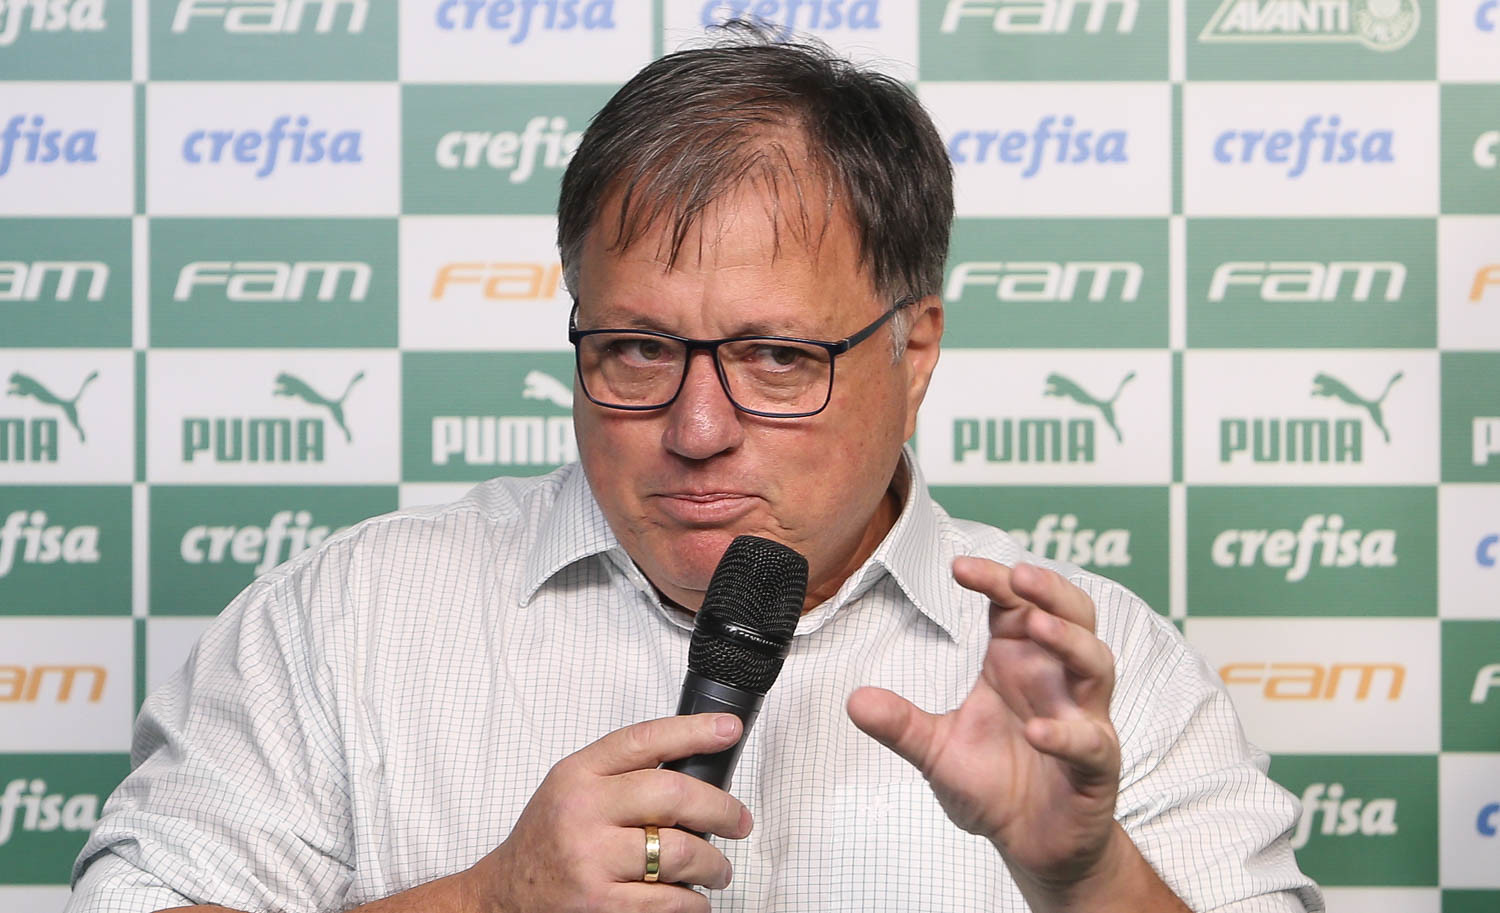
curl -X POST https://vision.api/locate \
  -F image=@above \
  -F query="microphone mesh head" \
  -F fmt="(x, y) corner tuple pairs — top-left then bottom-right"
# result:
(687, 535), (808, 694)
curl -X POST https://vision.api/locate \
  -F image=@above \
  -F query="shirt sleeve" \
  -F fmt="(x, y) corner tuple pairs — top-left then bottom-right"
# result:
(1078, 575), (1326, 913)
(65, 558), (355, 913)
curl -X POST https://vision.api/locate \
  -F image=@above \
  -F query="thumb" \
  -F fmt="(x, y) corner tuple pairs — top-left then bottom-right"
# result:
(847, 686), (939, 775)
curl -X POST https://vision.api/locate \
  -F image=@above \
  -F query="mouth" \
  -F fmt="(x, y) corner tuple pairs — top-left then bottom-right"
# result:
(652, 492), (759, 526)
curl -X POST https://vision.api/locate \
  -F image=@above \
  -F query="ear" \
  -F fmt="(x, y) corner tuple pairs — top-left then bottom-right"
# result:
(900, 295), (943, 441)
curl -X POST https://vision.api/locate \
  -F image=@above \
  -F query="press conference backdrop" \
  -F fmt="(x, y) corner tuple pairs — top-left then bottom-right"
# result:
(1, 0), (1497, 910)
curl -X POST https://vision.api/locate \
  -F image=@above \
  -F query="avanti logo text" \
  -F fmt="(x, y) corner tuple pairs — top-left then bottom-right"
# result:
(0, 510), (101, 579)
(1480, 0), (1497, 32)
(947, 116), (1127, 178)
(430, 262), (562, 300)
(1289, 783), (1398, 849)
(2, 369), (98, 462)
(1008, 513), (1130, 567)
(435, 115), (580, 182)
(1210, 513), (1395, 581)
(171, 0), (367, 33)
(1199, 0), (1419, 51)
(180, 509), (342, 575)
(1474, 417), (1500, 466)
(182, 370), (364, 464)
(181, 115), (363, 179)
(1219, 370), (1402, 464)
(1479, 802), (1499, 837)
(1208, 261), (1404, 302)
(174, 261), (371, 302)
(945, 261), (1142, 303)
(0, 779), (98, 847)
(1213, 115), (1393, 178)
(953, 370), (1135, 465)
(940, 0), (1137, 33)
(436, 0), (615, 41)
(1221, 661), (1404, 700)
(0, 664), (105, 703)
(701, 0), (879, 37)
(0, 114), (98, 178)
(0, 260), (107, 302)
(0, 0), (105, 46)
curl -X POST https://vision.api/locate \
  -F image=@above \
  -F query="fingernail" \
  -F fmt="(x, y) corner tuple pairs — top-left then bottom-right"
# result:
(738, 806), (753, 834)
(716, 714), (737, 738)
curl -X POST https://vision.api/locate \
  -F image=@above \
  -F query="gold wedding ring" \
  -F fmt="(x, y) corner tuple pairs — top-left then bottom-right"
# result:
(643, 825), (661, 883)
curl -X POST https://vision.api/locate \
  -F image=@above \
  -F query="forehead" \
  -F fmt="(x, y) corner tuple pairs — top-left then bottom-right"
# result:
(578, 145), (876, 298)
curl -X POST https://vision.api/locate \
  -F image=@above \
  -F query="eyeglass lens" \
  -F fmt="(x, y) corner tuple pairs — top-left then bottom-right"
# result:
(576, 333), (833, 415)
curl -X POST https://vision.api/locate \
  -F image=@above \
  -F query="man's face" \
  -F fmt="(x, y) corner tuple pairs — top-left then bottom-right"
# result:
(571, 177), (942, 611)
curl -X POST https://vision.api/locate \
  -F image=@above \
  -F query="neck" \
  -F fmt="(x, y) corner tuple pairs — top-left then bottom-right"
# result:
(798, 477), (903, 612)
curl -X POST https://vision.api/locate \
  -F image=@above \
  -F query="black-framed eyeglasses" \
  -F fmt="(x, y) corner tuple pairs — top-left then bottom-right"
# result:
(567, 297), (915, 418)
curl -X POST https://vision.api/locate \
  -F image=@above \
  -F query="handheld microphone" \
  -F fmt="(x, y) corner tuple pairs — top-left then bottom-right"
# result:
(661, 535), (807, 799)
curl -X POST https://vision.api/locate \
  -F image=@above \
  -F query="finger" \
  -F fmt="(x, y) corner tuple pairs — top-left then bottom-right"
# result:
(581, 714), (742, 777)
(981, 638), (1048, 722)
(610, 881), (711, 913)
(604, 769), (752, 839)
(1023, 716), (1119, 788)
(846, 686), (940, 776)
(1008, 562), (1096, 632)
(608, 826), (734, 891)
(953, 556), (1030, 611)
(1020, 606), (1116, 689)
(955, 558), (1096, 632)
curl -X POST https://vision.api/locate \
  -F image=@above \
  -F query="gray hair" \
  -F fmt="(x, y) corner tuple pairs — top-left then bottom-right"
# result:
(556, 22), (953, 358)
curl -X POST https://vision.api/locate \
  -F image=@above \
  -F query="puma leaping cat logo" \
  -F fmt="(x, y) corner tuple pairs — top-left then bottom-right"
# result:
(1311, 371), (1403, 443)
(273, 371), (364, 443)
(1043, 371), (1136, 444)
(6, 370), (98, 442)
(522, 370), (573, 409)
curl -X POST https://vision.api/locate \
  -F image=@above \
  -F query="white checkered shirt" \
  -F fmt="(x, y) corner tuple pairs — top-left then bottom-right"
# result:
(68, 454), (1324, 913)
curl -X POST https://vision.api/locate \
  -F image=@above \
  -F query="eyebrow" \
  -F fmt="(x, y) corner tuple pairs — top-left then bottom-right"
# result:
(581, 306), (822, 339)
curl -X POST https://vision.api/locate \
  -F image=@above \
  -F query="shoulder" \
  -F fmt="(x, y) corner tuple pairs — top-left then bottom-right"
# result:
(257, 466), (572, 587)
(203, 467), (583, 653)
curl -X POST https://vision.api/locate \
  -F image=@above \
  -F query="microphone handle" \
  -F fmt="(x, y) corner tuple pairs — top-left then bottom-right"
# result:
(661, 671), (764, 837)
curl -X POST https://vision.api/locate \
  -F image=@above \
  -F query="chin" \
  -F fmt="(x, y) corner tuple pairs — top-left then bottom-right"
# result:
(646, 527), (747, 593)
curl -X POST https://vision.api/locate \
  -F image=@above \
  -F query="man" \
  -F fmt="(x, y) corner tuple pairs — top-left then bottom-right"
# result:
(67, 28), (1323, 913)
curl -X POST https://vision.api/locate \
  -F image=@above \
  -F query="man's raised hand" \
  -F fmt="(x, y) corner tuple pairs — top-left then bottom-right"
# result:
(846, 558), (1123, 893)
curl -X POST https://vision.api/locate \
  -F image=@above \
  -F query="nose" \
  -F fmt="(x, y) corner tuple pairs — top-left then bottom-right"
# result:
(661, 350), (744, 460)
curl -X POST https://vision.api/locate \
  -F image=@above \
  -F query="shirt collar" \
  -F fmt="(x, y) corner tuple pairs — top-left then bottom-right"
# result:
(520, 450), (967, 643)
(796, 448), (966, 642)
(519, 462), (622, 606)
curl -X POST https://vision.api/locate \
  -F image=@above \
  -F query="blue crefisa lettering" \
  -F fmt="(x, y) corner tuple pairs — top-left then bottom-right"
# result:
(181, 115), (362, 179)
(947, 115), (1127, 178)
(0, 115), (98, 178)
(700, 0), (881, 38)
(435, 0), (616, 43)
(1212, 115), (1394, 179)
(1478, 533), (1498, 567)
(1479, 802), (1499, 836)
(1478, 0), (1497, 32)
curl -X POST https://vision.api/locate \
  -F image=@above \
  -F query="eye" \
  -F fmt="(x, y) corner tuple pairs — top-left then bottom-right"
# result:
(754, 345), (808, 367)
(606, 337), (670, 364)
